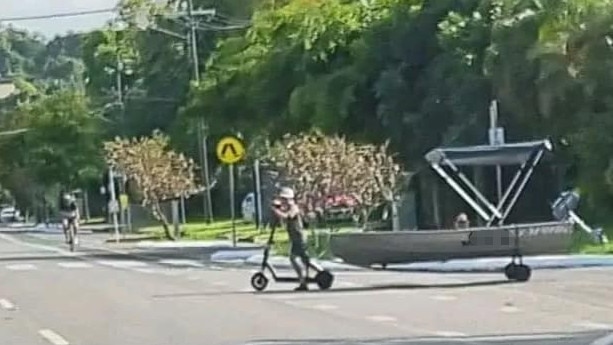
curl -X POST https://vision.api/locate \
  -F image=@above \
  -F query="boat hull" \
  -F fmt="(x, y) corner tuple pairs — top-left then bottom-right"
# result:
(329, 222), (574, 267)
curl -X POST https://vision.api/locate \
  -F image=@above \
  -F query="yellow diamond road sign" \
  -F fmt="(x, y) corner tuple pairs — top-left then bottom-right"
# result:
(216, 136), (246, 164)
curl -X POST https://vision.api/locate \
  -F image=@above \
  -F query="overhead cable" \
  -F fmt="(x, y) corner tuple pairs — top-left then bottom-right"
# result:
(0, 8), (116, 22)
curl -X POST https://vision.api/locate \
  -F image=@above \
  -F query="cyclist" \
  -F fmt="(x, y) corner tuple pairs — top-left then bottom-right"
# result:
(59, 192), (80, 245)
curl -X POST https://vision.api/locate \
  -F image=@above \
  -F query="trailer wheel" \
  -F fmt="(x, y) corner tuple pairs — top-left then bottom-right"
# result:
(504, 263), (531, 282)
(514, 264), (531, 282)
(504, 263), (516, 280)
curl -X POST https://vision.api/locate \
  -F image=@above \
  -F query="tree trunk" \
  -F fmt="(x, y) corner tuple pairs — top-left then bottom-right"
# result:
(151, 202), (176, 241)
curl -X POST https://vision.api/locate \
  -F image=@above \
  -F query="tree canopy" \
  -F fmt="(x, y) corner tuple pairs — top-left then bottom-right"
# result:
(2, 0), (613, 225)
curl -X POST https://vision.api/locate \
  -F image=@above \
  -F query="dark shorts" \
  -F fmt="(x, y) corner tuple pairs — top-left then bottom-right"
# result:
(289, 236), (307, 258)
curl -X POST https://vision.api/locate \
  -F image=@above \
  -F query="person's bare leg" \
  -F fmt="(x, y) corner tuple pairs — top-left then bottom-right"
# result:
(61, 218), (69, 243)
(289, 254), (304, 281)
(300, 253), (310, 279)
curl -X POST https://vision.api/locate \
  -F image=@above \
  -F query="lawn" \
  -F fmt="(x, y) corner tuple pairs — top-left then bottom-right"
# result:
(139, 219), (260, 241)
(569, 223), (613, 254)
(137, 219), (355, 258)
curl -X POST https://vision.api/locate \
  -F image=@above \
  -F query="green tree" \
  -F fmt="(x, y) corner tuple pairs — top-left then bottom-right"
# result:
(1, 89), (102, 189)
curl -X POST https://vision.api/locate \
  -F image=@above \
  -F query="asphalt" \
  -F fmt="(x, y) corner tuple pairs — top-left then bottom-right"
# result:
(2, 229), (613, 345)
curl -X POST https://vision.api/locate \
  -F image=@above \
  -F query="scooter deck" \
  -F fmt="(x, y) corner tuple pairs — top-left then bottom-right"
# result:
(274, 276), (320, 283)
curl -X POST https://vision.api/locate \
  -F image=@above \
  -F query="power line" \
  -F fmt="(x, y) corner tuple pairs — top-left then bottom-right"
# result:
(0, 8), (116, 22)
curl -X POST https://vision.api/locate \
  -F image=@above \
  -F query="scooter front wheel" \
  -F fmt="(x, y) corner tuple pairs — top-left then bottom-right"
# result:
(315, 270), (334, 290)
(251, 272), (269, 291)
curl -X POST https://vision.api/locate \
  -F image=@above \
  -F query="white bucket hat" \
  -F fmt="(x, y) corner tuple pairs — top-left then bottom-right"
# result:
(279, 187), (295, 199)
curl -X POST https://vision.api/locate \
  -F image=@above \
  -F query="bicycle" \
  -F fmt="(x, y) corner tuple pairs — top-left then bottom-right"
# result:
(63, 213), (79, 252)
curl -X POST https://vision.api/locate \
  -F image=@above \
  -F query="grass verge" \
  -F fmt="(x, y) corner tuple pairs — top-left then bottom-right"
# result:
(137, 220), (353, 259)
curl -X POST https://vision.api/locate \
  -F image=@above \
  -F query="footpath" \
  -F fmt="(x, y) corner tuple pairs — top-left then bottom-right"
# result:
(4, 223), (613, 273)
(104, 237), (613, 273)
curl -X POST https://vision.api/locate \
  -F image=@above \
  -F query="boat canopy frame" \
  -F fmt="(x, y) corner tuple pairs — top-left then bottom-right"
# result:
(424, 139), (553, 226)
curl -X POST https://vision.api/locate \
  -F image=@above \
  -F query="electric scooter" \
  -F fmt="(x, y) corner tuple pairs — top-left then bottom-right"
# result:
(250, 224), (334, 292)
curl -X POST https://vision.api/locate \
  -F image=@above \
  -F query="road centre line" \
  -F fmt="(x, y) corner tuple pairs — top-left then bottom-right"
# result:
(0, 298), (16, 310)
(158, 259), (205, 267)
(6, 263), (37, 271)
(39, 329), (70, 345)
(366, 315), (397, 322)
(57, 262), (93, 269)
(434, 331), (468, 337)
(311, 304), (338, 310)
(430, 294), (457, 301)
(96, 260), (148, 268)
(500, 305), (520, 313)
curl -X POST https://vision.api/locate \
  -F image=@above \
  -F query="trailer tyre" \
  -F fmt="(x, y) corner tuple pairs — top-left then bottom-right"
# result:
(504, 263), (516, 280)
(251, 272), (269, 291)
(514, 265), (531, 282)
(315, 270), (334, 290)
(504, 263), (531, 282)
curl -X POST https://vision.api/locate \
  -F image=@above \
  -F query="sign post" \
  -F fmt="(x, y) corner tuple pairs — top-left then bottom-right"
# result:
(229, 164), (235, 245)
(489, 100), (505, 203)
(215, 135), (246, 248)
(108, 168), (120, 243)
(254, 159), (263, 230)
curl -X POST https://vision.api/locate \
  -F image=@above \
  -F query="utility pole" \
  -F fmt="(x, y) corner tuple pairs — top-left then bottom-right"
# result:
(115, 53), (127, 230)
(186, 0), (214, 223)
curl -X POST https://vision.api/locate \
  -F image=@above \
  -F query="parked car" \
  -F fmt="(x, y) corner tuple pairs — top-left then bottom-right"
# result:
(0, 206), (22, 223)
(241, 193), (256, 222)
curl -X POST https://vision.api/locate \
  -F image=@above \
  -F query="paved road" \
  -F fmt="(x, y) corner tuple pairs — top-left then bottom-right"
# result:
(1, 232), (613, 345)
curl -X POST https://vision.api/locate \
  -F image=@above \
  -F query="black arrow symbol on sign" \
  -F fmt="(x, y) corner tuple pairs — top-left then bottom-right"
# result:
(221, 143), (238, 157)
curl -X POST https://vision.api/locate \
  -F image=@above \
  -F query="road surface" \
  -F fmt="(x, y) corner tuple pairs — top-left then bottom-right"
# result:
(1, 231), (613, 345)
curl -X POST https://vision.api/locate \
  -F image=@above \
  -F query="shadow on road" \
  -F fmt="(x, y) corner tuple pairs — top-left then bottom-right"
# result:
(0, 250), (146, 262)
(151, 279), (516, 299)
(241, 331), (611, 345)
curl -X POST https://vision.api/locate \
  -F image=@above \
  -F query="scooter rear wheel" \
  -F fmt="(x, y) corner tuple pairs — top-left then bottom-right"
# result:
(315, 270), (334, 290)
(251, 272), (269, 291)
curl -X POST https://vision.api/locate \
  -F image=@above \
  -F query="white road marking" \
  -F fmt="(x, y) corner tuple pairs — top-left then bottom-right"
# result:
(0, 234), (74, 256)
(468, 334), (573, 342)
(366, 315), (397, 322)
(133, 268), (157, 274)
(96, 260), (148, 268)
(591, 332), (613, 345)
(6, 264), (37, 271)
(158, 259), (204, 268)
(500, 305), (520, 313)
(311, 304), (338, 311)
(212, 281), (228, 286)
(57, 262), (93, 269)
(338, 281), (359, 287)
(39, 329), (70, 345)
(434, 331), (468, 337)
(430, 294), (457, 301)
(262, 289), (404, 300)
(419, 333), (573, 342)
(575, 321), (613, 330)
(0, 299), (16, 310)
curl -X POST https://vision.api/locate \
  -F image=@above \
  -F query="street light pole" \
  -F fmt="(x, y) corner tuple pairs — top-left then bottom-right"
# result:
(186, 0), (214, 223)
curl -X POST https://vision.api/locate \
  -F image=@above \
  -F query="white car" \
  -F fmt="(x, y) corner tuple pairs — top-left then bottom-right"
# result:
(0, 207), (21, 223)
(241, 193), (256, 222)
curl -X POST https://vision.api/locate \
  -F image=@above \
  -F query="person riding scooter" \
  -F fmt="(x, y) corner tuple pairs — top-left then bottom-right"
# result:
(271, 187), (311, 291)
